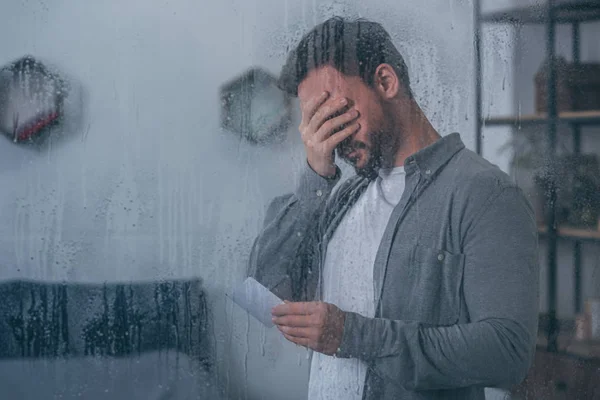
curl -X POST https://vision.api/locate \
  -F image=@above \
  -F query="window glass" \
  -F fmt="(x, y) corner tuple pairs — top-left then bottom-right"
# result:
(1, 1), (599, 399)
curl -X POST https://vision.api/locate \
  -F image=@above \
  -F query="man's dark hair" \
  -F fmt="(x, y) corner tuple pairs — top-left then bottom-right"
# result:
(278, 17), (413, 98)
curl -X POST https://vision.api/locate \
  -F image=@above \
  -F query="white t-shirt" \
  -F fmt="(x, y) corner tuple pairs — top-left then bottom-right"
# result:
(307, 166), (407, 400)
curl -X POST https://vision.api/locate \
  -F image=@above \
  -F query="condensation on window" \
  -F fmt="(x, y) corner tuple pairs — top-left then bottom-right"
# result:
(0, 1), (599, 399)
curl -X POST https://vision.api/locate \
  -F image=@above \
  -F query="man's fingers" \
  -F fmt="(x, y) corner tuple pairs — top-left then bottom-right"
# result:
(325, 123), (360, 149)
(301, 91), (329, 128)
(282, 333), (310, 348)
(272, 314), (315, 327)
(306, 97), (348, 135)
(277, 325), (313, 339)
(272, 301), (318, 317)
(315, 109), (359, 142)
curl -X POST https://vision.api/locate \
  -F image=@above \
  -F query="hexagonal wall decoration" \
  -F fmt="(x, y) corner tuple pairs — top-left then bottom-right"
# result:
(0, 55), (69, 144)
(220, 67), (293, 145)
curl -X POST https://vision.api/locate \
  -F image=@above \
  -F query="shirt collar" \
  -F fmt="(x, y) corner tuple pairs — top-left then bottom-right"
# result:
(403, 132), (465, 178)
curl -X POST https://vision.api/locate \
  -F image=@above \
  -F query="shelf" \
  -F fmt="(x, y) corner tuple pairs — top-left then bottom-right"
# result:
(535, 314), (600, 360)
(481, 1), (600, 24)
(536, 333), (600, 360)
(483, 110), (600, 127)
(538, 225), (600, 241)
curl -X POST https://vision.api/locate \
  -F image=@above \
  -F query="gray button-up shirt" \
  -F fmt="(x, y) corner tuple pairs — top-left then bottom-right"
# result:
(248, 132), (539, 399)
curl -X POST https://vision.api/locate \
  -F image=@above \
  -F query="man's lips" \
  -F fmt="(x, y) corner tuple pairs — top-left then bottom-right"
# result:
(339, 141), (366, 161)
(342, 149), (360, 163)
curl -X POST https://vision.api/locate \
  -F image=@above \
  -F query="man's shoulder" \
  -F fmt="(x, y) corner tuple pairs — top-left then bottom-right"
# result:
(448, 147), (516, 190)
(438, 148), (535, 238)
(443, 147), (525, 211)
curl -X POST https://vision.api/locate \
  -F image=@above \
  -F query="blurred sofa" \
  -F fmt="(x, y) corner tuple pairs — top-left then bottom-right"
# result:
(0, 278), (221, 399)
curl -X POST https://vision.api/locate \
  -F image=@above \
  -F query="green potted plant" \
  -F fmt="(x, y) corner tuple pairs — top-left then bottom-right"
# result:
(503, 133), (600, 230)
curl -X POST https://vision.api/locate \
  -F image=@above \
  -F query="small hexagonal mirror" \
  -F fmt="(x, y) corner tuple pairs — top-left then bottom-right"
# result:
(0, 55), (70, 145)
(220, 67), (292, 145)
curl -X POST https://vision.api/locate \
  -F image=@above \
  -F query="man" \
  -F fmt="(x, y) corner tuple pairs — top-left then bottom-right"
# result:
(247, 17), (539, 400)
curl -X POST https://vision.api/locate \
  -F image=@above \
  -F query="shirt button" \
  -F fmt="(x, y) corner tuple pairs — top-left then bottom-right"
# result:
(316, 189), (323, 197)
(297, 232), (302, 237)
(437, 253), (444, 261)
(425, 169), (432, 175)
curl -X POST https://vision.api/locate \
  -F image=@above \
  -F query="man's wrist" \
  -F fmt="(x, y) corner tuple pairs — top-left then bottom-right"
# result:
(295, 161), (340, 201)
(322, 167), (340, 181)
(334, 311), (369, 360)
(306, 158), (337, 179)
(310, 164), (339, 181)
(333, 310), (347, 356)
(320, 168), (338, 179)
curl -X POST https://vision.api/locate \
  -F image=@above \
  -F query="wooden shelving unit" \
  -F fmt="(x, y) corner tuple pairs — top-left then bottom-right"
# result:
(535, 332), (600, 360)
(538, 225), (600, 242)
(480, 1), (600, 24)
(474, 0), (600, 357)
(484, 110), (600, 127)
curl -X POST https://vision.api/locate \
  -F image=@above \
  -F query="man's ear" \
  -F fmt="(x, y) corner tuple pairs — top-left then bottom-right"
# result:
(373, 64), (399, 99)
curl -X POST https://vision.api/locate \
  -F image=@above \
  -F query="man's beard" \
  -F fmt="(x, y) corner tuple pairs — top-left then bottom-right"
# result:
(354, 146), (382, 180)
(337, 134), (384, 181)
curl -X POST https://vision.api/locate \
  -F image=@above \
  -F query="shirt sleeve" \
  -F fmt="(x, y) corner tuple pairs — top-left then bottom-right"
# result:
(247, 162), (341, 301)
(335, 184), (540, 391)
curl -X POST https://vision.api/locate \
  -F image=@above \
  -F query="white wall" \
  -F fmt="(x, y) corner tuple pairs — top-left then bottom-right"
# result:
(0, 1), (517, 399)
